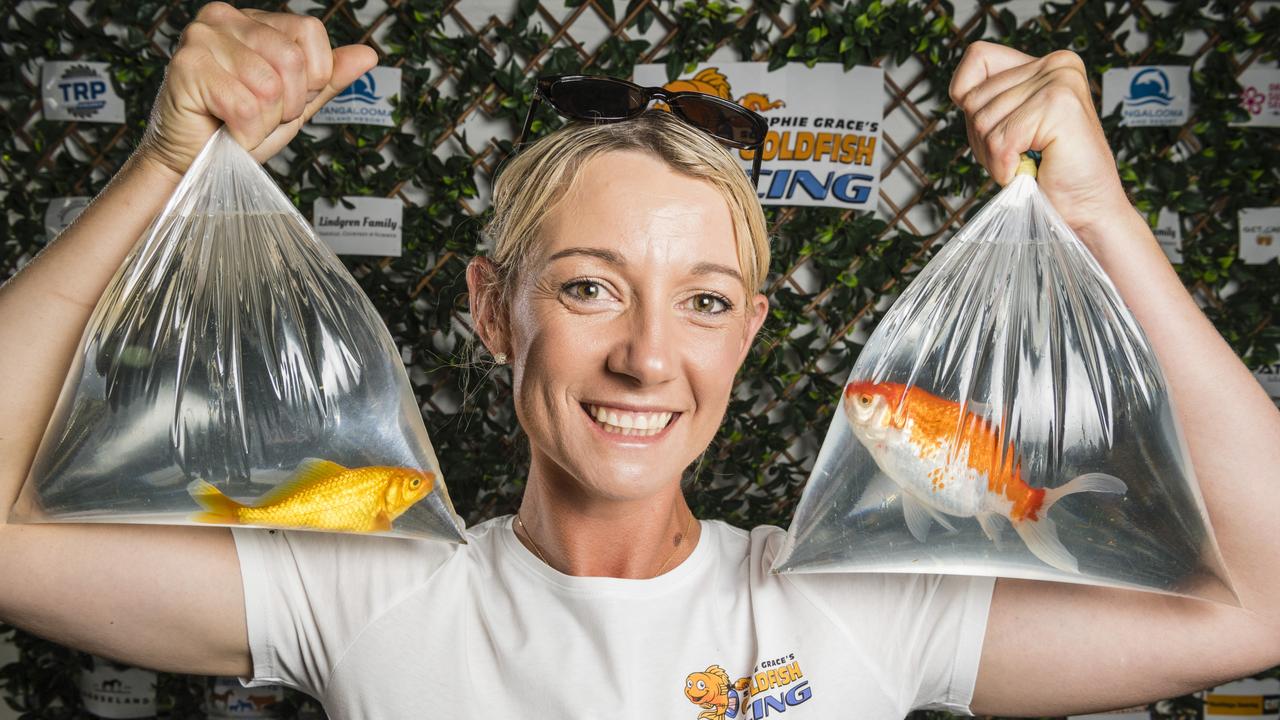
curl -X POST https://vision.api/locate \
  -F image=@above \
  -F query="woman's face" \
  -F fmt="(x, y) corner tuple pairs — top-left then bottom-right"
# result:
(497, 150), (768, 502)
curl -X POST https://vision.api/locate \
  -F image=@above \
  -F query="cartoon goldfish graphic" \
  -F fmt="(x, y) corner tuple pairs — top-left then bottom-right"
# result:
(665, 68), (734, 100)
(187, 459), (434, 533)
(661, 68), (785, 113)
(737, 93), (785, 112)
(843, 381), (1127, 573)
(685, 665), (751, 720)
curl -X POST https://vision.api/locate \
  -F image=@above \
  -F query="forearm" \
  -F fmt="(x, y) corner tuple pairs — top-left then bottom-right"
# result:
(0, 150), (181, 523)
(1080, 208), (1280, 622)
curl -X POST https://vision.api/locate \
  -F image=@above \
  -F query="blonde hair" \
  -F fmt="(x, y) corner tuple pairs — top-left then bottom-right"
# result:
(482, 111), (770, 305)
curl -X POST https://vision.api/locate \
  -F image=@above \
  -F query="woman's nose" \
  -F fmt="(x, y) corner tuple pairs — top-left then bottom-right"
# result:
(605, 301), (679, 386)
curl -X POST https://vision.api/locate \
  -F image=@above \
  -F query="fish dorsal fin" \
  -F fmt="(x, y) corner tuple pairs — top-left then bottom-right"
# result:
(257, 458), (349, 506)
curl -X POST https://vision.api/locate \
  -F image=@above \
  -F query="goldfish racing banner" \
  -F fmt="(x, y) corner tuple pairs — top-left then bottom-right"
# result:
(632, 63), (884, 211)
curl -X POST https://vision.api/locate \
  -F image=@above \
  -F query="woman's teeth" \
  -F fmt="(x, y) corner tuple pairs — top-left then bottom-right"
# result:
(585, 404), (674, 437)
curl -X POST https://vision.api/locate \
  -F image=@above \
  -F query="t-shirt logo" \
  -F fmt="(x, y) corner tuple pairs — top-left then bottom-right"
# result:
(683, 655), (813, 719)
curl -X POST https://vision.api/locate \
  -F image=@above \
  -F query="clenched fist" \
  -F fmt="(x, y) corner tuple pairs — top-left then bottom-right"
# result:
(950, 42), (1133, 241)
(139, 2), (378, 178)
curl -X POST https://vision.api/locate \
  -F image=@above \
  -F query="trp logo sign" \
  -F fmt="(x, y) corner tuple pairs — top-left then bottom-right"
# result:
(634, 62), (884, 211)
(41, 61), (125, 123)
(1101, 66), (1191, 127)
(312, 66), (401, 127)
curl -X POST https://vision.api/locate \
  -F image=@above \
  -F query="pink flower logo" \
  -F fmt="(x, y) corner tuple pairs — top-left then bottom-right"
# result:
(1242, 86), (1265, 115)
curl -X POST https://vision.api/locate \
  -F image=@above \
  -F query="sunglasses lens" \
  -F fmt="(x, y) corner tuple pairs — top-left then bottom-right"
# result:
(670, 97), (763, 146)
(550, 79), (646, 121)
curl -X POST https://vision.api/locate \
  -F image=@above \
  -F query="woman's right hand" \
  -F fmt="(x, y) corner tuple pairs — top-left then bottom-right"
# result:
(139, 2), (378, 179)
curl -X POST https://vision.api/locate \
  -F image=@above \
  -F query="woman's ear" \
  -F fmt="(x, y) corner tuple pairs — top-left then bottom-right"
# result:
(739, 292), (770, 361)
(465, 256), (509, 360)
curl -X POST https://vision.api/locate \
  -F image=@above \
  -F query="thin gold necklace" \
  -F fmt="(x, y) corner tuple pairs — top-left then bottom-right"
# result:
(515, 512), (696, 578)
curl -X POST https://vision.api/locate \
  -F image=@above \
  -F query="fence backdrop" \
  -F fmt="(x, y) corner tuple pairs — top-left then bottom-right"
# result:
(1, 0), (1277, 717)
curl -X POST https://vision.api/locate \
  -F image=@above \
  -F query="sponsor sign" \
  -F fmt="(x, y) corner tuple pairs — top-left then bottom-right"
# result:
(1204, 678), (1280, 718)
(1232, 67), (1280, 127)
(1151, 208), (1183, 263)
(206, 676), (285, 719)
(1101, 66), (1191, 127)
(77, 657), (157, 719)
(632, 63), (884, 210)
(311, 66), (400, 127)
(313, 196), (403, 256)
(41, 61), (125, 123)
(44, 196), (91, 241)
(1238, 207), (1280, 265)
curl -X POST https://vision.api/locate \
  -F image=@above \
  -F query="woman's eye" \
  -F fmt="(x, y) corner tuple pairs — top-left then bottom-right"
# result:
(688, 293), (731, 315)
(562, 280), (608, 302)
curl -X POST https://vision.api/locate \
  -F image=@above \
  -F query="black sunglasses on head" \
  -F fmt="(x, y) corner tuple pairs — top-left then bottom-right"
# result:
(516, 75), (768, 187)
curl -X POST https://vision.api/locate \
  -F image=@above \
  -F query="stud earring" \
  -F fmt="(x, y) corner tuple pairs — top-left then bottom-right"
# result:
(493, 352), (507, 365)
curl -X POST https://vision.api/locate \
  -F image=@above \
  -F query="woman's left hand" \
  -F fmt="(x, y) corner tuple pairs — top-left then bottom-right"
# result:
(949, 41), (1133, 240)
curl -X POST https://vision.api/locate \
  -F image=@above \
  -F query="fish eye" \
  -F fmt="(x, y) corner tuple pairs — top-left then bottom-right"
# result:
(686, 680), (692, 688)
(696, 680), (706, 691)
(858, 394), (872, 406)
(410, 478), (421, 488)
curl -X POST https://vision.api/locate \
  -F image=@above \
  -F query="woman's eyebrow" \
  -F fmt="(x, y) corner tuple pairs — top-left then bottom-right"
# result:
(545, 247), (625, 265)
(544, 247), (741, 283)
(690, 261), (743, 283)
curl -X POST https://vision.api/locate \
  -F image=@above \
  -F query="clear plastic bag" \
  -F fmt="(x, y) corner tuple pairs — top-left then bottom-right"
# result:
(11, 128), (464, 542)
(772, 157), (1235, 603)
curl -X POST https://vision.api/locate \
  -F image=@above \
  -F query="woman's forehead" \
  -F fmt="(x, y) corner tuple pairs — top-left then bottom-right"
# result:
(536, 151), (741, 272)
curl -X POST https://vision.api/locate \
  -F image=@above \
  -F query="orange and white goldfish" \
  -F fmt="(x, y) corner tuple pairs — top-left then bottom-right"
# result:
(685, 665), (751, 720)
(187, 459), (434, 533)
(843, 381), (1126, 573)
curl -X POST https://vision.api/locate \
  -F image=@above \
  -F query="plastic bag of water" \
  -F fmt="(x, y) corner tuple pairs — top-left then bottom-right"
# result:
(772, 155), (1234, 603)
(11, 128), (464, 542)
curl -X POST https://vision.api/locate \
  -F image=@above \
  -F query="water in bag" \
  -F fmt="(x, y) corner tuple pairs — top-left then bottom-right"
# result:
(772, 160), (1234, 603)
(11, 128), (464, 542)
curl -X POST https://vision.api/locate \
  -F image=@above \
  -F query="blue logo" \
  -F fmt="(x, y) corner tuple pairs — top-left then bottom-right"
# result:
(1125, 68), (1173, 107)
(334, 71), (382, 105)
(56, 64), (110, 118)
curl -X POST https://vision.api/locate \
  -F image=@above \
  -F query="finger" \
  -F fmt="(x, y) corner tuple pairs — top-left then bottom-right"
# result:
(241, 10), (334, 100)
(245, 44), (377, 164)
(179, 46), (272, 150)
(968, 72), (1058, 154)
(986, 82), (1086, 185)
(949, 41), (1037, 106)
(196, 28), (286, 138)
(961, 50), (1086, 118)
(297, 43), (379, 124)
(225, 15), (309, 123)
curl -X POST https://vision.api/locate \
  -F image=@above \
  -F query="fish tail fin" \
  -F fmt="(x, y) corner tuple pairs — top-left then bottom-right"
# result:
(1012, 515), (1079, 573)
(187, 479), (245, 525)
(1042, 472), (1128, 514)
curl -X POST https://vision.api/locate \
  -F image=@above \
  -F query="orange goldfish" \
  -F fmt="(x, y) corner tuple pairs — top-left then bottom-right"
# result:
(843, 381), (1126, 573)
(684, 665), (750, 720)
(187, 459), (434, 533)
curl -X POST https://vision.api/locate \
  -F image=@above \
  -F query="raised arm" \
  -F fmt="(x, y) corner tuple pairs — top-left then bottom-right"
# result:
(0, 3), (376, 675)
(946, 42), (1280, 716)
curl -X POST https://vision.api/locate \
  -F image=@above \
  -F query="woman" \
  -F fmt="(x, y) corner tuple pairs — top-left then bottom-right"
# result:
(1, 3), (1277, 718)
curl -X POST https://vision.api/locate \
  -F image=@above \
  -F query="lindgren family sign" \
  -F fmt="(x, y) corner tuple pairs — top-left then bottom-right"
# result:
(632, 62), (885, 211)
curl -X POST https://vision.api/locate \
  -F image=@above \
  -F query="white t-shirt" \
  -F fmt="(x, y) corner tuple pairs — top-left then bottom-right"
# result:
(231, 516), (995, 719)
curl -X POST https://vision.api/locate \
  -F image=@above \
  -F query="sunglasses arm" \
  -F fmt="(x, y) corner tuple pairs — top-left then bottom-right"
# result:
(750, 150), (762, 190)
(517, 95), (541, 149)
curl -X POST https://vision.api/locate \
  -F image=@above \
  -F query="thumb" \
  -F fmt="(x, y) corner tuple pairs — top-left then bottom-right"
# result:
(299, 44), (380, 123)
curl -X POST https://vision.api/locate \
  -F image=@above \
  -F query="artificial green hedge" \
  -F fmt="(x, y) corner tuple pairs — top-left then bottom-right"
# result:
(0, 0), (1276, 717)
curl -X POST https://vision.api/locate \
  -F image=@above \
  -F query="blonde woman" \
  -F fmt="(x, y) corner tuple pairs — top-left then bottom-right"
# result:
(1, 4), (1277, 718)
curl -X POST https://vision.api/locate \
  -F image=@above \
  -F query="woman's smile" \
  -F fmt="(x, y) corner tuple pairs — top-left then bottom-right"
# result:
(580, 401), (681, 441)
